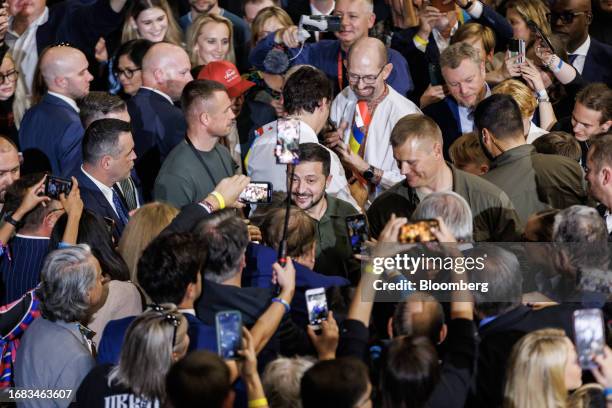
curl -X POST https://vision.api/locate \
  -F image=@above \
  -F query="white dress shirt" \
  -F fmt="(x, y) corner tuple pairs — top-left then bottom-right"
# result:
(140, 86), (173, 104)
(526, 122), (548, 144)
(6, 7), (50, 126)
(568, 35), (590, 75)
(246, 119), (360, 210)
(81, 166), (121, 217)
(331, 85), (422, 203)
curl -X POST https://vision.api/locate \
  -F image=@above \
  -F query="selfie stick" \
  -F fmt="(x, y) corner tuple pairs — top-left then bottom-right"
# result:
(278, 164), (295, 269)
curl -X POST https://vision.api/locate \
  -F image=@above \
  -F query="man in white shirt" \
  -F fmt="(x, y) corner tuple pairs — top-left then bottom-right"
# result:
(325, 37), (421, 207)
(19, 45), (93, 177)
(246, 65), (358, 210)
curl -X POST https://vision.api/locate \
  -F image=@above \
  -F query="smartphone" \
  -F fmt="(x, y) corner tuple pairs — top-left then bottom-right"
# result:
(428, 63), (444, 86)
(429, 0), (455, 12)
(215, 310), (243, 360)
(527, 20), (555, 54)
(275, 118), (300, 165)
(305, 287), (328, 329)
(398, 219), (439, 244)
(239, 182), (273, 204)
(573, 309), (605, 369)
(509, 39), (526, 64)
(346, 214), (369, 254)
(44, 175), (72, 200)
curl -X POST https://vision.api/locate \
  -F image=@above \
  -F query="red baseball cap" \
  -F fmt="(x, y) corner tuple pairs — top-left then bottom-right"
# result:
(197, 60), (255, 99)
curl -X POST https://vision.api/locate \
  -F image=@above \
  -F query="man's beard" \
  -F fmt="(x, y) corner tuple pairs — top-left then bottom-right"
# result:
(292, 189), (325, 211)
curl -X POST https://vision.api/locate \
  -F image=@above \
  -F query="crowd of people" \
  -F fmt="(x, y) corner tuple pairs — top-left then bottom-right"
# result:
(0, 0), (611, 406)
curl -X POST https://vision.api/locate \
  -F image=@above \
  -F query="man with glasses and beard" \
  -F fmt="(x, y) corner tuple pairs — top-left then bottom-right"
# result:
(325, 37), (421, 208)
(550, 0), (612, 84)
(290, 142), (360, 282)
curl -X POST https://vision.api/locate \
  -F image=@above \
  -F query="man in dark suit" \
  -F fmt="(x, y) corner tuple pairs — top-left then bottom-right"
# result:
(76, 118), (136, 241)
(585, 134), (612, 239)
(127, 43), (193, 201)
(422, 42), (490, 157)
(5, 0), (128, 123)
(19, 46), (93, 177)
(550, 0), (612, 85)
(391, 0), (512, 102)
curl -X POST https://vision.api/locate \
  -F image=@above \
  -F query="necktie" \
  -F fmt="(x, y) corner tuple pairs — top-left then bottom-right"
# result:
(349, 101), (372, 155)
(118, 177), (138, 211)
(568, 54), (578, 65)
(112, 186), (129, 226)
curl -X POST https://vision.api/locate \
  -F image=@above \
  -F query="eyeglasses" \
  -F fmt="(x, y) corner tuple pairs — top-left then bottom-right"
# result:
(0, 70), (18, 85)
(347, 65), (385, 85)
(115, 67), (141, 79)
(546, 11), (589, 25)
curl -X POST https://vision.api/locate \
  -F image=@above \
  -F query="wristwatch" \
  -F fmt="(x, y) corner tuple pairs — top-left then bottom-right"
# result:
(460, 0), (475, 10)
(3, 211), (22, 229)
(363, 166), (375, 182)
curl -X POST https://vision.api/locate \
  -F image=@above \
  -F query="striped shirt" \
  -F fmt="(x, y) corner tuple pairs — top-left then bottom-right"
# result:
(0, 235), (49, 304)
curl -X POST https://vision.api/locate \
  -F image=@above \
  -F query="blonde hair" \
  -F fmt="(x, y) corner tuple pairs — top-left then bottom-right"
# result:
(440, 42), (482, 70)
(118, 202), (179, 286)
(449, 132), (490, 167)
(568, 384), (605, 408)
(492, 79), (538, 118)
(186, 14), (236, 66)
(251, 6), (293, 47)
(506, 0), (552, 40)
(451, 22), (496, 55)
(390, 114), (443, 148)
(503, 328), (570, 408)
(121, 0), (183, 46)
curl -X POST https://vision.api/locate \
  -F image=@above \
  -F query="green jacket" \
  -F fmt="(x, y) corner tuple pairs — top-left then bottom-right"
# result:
(313, 195), (361, 283)
(367, 164), (522, 242)
(483, 144), (588, 224)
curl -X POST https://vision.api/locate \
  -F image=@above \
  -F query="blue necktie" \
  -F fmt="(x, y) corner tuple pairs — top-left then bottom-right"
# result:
(568, 54), (578, 65)
(112, 187), (129, 226)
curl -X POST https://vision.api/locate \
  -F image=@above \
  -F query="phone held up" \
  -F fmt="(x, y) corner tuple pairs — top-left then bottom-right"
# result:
(398, 219), (440, 244)
(44, 176), (72, 200)
(216, 310), (243, 360)
(305, 287), (329, 330)
(573, 308), (605, 369)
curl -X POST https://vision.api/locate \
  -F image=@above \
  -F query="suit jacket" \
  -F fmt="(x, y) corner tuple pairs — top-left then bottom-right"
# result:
(127, 88), (187, 201)
(583, 37), (612, 86)
(75, 168), (127, 241)
(19, 94), (84, 177)
(423, 97), (462, 158)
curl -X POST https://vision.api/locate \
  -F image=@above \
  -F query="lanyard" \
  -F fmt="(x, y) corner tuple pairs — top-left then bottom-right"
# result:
(185, 137), (232, 187)
(337, 51), (344, 91)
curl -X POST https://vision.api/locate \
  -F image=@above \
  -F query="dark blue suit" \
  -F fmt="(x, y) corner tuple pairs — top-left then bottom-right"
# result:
(127, 88), (186, 201)
(75, 168), (128, 241)
(96, 312), (216, 365)
(35, 0), (124, 59)
(19, 93), (84, 177)
(423, 96), (462, 158)
(582, 37), (612, 86)
(391, 4), (513, 101)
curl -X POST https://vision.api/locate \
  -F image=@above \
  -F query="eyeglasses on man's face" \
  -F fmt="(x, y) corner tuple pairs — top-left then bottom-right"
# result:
(347, 65), (385, 85)
(115, 67), (141, 79)
(0, 70), (18, 85)
(546, 11), (589, 25)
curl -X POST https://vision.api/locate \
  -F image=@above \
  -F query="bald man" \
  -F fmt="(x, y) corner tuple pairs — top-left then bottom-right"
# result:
(127, 42), (193, 201)
(550, 0), (612, 84)
(0, 136), (20, 205)
(325, 37), (421, 207)
(19, 46), (93, 177)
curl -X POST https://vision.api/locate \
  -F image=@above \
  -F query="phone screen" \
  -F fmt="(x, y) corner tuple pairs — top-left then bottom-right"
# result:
(239, 182), (272, 204)
(216, 311), (242, 360)
(305, 288), (328, 328)
(45, 176), (72, 200)
(346, 214), (369, 254)
(398, 219), (439, 244)
(275, 118), (300, 165)
(573, 309), (605, 369)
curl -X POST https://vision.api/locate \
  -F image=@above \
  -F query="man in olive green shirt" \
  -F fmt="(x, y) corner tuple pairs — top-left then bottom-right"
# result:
(290, 143), (360, 282)
(476, 94), (588, 225)
(367, 114), (522, 242)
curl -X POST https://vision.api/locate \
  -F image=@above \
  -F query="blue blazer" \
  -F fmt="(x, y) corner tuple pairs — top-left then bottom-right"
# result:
(19, 93), (84, 177)
(423, 97), (462, 158)
(127, 88), (186, 201)
(583, 37), (612, 85)
(97, 313), (216, 365)
(75, 168), (127, 241)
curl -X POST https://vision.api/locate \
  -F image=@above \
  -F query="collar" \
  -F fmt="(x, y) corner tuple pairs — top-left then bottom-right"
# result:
(310, 1), (335, 15)
(571, 35), (591, 56)
(81, 165), (114, 198)
(478, 315), (498, 328)
(297, 119), (318, 142)
(47, 92), (79, 113)
(7, 7), (49, 37)
(320, 194), (344, 223)
(179, 308), (196, 316)
(14, 234), (50, 240)
(491, 144), (534, 168)
(141, 87), (173, 105)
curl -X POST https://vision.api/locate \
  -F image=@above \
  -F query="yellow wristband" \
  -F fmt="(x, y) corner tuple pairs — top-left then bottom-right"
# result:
(413, 34), (429, 46)
(210, 191), (226, 209)
(248, 398), (268, 408)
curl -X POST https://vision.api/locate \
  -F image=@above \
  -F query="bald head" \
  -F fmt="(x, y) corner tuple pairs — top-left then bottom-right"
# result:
(348, 37), (387, 69)
(0, 135), (20, 200)
(142, 43), (193, 101)
(40, 46), (92, 100)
